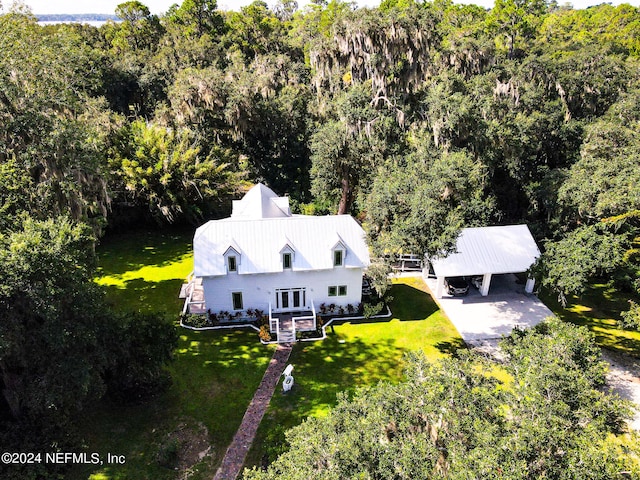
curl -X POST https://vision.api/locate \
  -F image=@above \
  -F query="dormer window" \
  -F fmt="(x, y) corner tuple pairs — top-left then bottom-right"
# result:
(280, 240), (295, 271)
(330, 234), (347, 268)
(333, 249), (344, 267)
(228, 255), (237, 272)
(223, 245), (241, 273)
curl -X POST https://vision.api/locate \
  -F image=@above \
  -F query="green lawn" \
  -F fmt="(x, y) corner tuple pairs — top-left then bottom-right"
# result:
(540, 282), (640, 358)
(94, 229), (194, 314)
(71, 230), (275, 480)
(244, 276), (463, 470)
(77, 231), (463, 479)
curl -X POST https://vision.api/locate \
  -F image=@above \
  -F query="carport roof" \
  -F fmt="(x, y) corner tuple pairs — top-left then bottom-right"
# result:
(430, 225), (540, 278)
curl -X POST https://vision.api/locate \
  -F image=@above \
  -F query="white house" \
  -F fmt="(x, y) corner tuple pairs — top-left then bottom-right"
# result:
(183, 184), (370, 341)
(427, 225), (540, 298)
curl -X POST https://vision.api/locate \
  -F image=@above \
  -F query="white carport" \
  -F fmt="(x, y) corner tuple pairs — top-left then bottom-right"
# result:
(429, 225), (540, 298)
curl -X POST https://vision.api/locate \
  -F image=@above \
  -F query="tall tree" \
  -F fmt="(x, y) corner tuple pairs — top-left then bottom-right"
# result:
(0, 218), (110, 422)
(310, 83), (394, 214)
(366, 144), (493, 259)
(244, 319), (637, 479)
(0, 12), (115, 229)
(486, 0), (547, 59)
(109, 119), (242, 224)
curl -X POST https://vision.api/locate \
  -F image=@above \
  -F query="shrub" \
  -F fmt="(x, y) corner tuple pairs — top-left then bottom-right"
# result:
(363, 301), (384, 319)
(619, 301), (640, 331)
(182, 314), (209, 328)
(259, 325), (272, 342)
(157, 438), (180, 468)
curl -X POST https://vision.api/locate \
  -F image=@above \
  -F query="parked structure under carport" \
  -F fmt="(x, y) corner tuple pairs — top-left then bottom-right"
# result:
(426, 225), (541, 299)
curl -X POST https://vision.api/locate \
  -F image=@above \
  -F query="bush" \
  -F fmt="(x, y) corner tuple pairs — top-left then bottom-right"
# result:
(619, 301), (640, 331)
(182, 313), (210, 328)
(259, 324), (272, 342)
(363, 301), (384, 319)
(156, 438), (180, 468)
(104, 312), (178, 402)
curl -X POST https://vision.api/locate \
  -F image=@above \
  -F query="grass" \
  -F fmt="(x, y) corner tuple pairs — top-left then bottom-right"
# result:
(540, 282), (640, 358)
(244, 276), (464, 470)
(94, 229), (194, 314)
(70, 229), (275, 480)
(78, 230), (465, 478)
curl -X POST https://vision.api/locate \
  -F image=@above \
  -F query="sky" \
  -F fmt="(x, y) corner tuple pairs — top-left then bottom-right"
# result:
(16, 0), (640, 15)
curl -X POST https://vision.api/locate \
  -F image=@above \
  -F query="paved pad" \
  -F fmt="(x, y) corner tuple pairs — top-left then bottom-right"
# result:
(424, 273), (553, 343)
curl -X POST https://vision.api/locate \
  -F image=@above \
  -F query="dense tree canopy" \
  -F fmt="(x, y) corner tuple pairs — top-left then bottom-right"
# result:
(2, 0), (640, 475)
(244, 319), (638, 479)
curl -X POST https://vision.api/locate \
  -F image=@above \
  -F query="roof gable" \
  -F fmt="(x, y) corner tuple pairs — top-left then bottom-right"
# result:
(430, 225), (540, 277)
(231, 183), (291, 219)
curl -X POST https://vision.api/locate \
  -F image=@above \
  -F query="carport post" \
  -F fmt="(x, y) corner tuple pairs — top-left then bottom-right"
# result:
(480, 273), (492, 296)
(525, 277), (535, 293)
(435, 276), (445, 298)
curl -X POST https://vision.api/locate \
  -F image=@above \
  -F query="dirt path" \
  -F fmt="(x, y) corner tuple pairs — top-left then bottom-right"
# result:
(213, 344), (293, 480)
(601, 349), (640, 430)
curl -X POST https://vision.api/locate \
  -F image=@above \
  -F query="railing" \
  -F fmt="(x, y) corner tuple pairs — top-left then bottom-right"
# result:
(391, 254), (423, 272)
(182, 290), (192, 315)
(269, 302), (280, 338)
(181, 272), (205, 315)
(291, 299), (316, 331)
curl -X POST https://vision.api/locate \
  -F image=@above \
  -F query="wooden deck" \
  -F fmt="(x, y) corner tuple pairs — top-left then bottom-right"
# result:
(275, 313), (316, 332)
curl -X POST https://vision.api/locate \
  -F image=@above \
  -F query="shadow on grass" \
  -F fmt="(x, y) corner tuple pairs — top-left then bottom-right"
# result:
(435, 337), (467, 356)
(72, 328), (273, 480)
(540, 285), (640, 358)
(96, 229), (193, 278)
(102, 278), (185, 314)
(390, 284), (439, 321)
(247, 331), (407, 469)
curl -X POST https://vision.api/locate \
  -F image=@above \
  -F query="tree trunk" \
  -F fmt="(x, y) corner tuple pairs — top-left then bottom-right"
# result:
(337, 176), (353, 215)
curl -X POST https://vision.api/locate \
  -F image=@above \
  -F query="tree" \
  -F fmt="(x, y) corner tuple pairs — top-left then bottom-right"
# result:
(110, 1), (163, 52)
(104, 312), (177, 400)
(366, 145), (493, 259)
(109, 119), (242, 224)
(244, 319), (638, 479)
(170, 0), (224, 38)
(0, 217), (110, 422)
(533, 224), (626, 305)
(558, 90), (640, 222)
(0, 13), (115, 230)
(310, 83), (394, 214)
(486, 0), (547, 59)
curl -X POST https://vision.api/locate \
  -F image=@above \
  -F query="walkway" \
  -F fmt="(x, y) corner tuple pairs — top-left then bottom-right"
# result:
(213, 343), (293, 480)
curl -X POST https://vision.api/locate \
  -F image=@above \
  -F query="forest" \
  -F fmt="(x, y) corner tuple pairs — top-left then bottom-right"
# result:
(1, 0), (640, 477)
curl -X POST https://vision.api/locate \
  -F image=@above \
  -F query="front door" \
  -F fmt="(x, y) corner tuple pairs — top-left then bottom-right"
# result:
(276, 288), (306, 311)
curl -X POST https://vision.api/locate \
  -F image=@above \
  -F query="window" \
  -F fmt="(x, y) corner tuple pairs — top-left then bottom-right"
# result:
(232, 292), (243, 310)
(283, 252), (292, 269)
(228, 255), (237, 272)
(293, 290), (300, 307)
(333, 249), (343, 267)
(328, 285), (347, 297)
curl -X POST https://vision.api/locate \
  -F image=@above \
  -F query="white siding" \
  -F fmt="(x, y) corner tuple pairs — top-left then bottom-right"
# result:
(201, 268), (364, 313)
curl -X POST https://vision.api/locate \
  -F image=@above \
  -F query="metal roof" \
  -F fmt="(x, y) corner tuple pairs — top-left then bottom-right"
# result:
(430, 225), (540, 278)
(193, 184), (369, 276)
